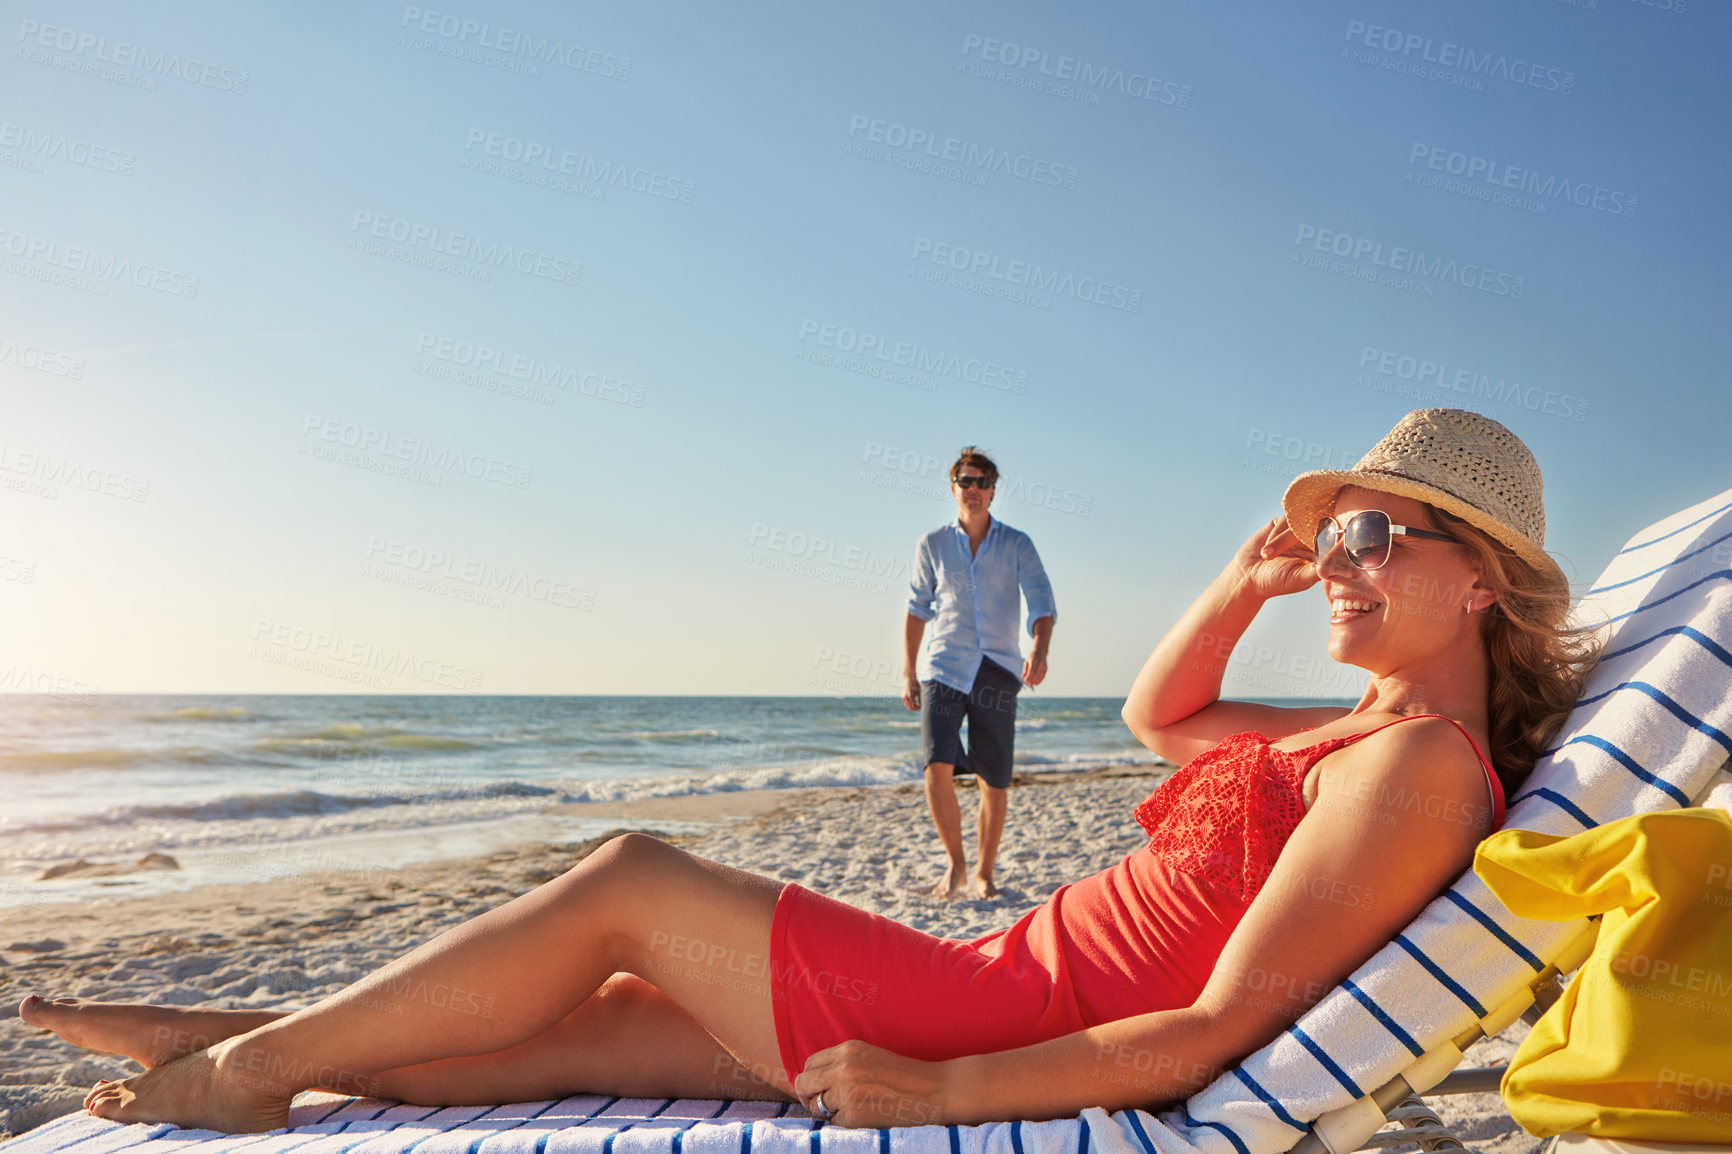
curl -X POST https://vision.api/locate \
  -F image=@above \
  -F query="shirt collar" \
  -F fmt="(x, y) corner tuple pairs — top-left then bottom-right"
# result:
(952, 516), (996, 541)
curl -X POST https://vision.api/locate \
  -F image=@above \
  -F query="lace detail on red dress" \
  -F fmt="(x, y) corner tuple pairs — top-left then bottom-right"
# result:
(1132, 732), (1312, 903)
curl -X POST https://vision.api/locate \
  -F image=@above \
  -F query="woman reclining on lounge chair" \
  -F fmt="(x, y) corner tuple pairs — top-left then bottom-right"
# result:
(17, 409), (1598, 1134)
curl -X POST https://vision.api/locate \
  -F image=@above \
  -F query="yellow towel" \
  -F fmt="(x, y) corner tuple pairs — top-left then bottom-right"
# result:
(1475, 808), (1732, 1142)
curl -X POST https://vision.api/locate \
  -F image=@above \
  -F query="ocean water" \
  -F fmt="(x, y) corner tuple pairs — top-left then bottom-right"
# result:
(0, 694), (1346, 904)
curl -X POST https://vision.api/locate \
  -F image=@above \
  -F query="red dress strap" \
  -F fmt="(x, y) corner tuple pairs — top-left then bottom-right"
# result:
(1323, 713), (1505, 829)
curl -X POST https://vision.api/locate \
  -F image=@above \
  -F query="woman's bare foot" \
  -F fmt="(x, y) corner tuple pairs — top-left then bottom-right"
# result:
(83, 1042), (293, 1134)
(19, 996), (282, 1069)
(969, 873), (999, 900)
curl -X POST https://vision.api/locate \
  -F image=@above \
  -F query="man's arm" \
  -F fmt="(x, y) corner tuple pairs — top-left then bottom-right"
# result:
(1023, 616), (1053, 688)
(902, 614), (927, 710)
(904, 537), (938, 710)
(1017, 534), (1056, 688)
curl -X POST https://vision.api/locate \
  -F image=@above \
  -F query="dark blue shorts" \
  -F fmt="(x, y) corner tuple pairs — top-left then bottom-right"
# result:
(919, 659), (1022, 789)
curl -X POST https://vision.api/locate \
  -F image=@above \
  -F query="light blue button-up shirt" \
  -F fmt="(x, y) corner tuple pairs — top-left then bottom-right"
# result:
(907, 518), (1057, 693)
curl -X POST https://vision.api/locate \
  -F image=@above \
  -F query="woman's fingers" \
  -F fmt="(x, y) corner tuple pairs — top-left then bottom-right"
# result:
(795, 1041), (948, 1128)
(1246, 515), (1321, 603)
(1263, 516), (1311, 558)
(1254, 516), (1305, 562)
(792, 1047), (836, 1118)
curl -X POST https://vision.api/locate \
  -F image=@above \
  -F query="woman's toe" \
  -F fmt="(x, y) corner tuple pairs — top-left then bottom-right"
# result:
(97, 1085), (137, 1119)
(18, 994), (60, 1024)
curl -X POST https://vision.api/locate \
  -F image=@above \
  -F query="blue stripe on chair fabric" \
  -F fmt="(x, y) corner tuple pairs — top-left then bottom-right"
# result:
(13, 1121), (178, 1154)
(1340, 979), (1424, 1058)
(1226, 1070), (1302, 1134)
(1121, 1113), (1156, 1154)
(468, 1101), (564, 1154)
(1392, 936), (1486, 1018)
(1180, 1108), (1249, 1154)
(303, 1101), (355, 1126)
(1564, 734), (1693, 807)
(1505, 786), (1599, 830)
(1622, 683), (1732, 756)
(1601, 569), (1732, 626)
(1591, 528), (1732, 594)
(1601, 624), (1732, 668)
(1574, 680), (1732, 762)
(1616, 498), (1732, 554)
(877, 1129), (890, 1154)
(1571, 680), (1629, 710)
(1439, 892), (1544, 972)
(1285, 1028), (1360, 1098)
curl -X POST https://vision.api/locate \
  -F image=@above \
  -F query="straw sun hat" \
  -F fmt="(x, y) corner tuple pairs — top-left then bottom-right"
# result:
(1281, 409), (1569, 592)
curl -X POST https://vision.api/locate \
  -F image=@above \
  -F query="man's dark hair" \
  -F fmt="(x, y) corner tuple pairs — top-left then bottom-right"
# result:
(950, 446), (999, 487)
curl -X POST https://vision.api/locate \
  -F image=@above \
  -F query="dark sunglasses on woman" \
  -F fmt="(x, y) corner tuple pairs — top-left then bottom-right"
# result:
(1315, 509), (1454, 571)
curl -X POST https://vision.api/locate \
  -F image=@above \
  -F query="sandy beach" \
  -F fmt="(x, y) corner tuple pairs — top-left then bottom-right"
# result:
(0, 770), (1533, 1149)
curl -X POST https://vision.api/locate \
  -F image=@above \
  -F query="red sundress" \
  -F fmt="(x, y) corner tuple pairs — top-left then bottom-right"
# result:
(768, 715), (1502, 1085)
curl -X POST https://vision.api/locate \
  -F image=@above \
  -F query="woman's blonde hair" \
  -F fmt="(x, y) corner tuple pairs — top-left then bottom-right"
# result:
(1430, 504), (1602, 794)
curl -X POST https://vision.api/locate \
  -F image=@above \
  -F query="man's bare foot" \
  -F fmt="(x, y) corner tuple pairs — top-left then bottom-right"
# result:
(84, 1042), (293, 1134)
(969, 874), (999, 900)
(928, 863), (966, 899)
(19, 995), (281, 1069)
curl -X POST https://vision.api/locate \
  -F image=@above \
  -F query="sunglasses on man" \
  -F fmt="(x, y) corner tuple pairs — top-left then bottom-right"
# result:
(1315, 509), (1454, 571)
(953, 475), (995, 489)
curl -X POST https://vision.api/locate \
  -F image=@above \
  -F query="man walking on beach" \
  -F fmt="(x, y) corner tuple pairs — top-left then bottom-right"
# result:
(903, 447), (1056, 900)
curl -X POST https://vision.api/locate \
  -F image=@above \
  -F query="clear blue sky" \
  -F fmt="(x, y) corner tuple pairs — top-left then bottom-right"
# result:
(3, 0), (1726, 696)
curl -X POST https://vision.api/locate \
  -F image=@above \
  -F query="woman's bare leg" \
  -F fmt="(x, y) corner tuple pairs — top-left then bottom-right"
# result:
(23, 978), (788, 1103)
(372, 975), (787, 1104)
(81, 834), (792, 1131)
(20, 996), (282, 1068)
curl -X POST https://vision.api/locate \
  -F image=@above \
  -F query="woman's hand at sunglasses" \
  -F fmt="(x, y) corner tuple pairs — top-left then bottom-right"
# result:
(1231, 516), (1321, 602)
